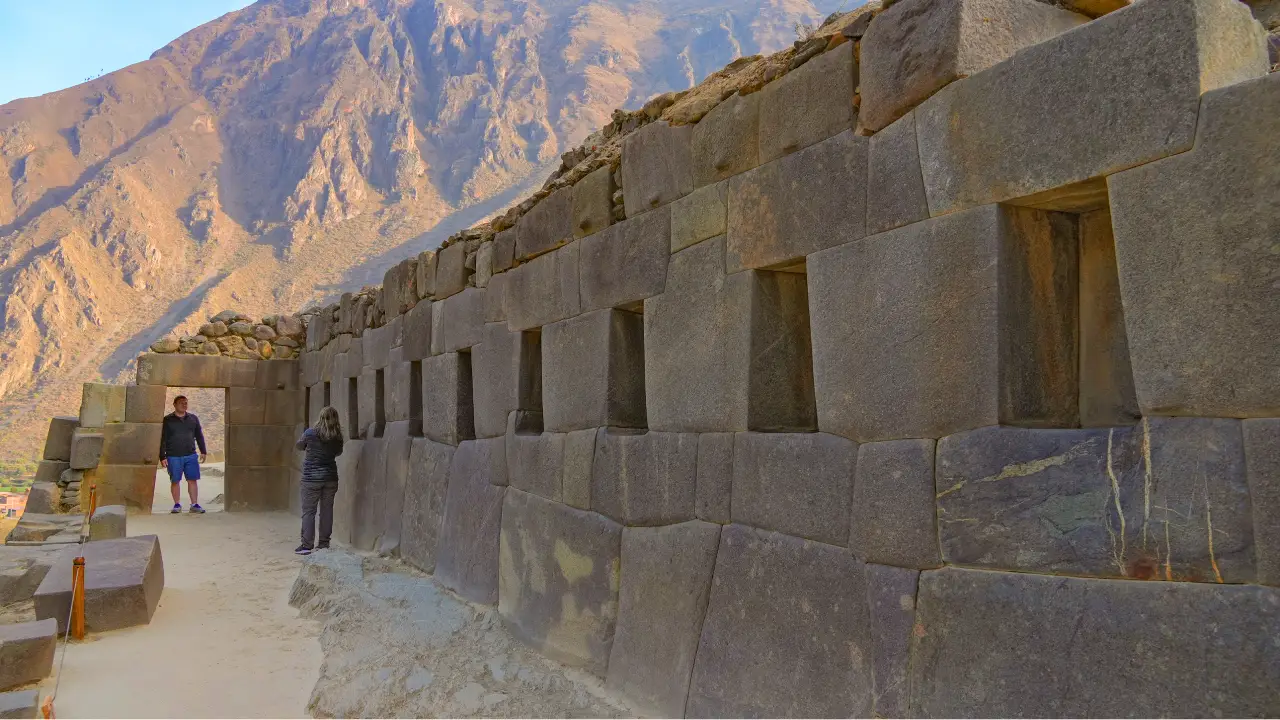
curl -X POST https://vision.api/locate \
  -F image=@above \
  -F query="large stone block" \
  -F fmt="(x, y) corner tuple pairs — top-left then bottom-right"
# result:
(498, 489), (621, 674)
(731, 432), (856, 546)
(22, 483), (57, 515)
(227, 387), (266, 425)
(33, 461), (69, 486)
(851, 439), (941, 568)
(435, 438), (507, 605)
(483, 271), (507, 323)
(726, 130), (867, 273)
(866, 564), (919, 719)
(936, 419), (1253, 582)
(263, 390), (302, 426)
(381, 256), (418, 319)
(351, 437), (387, 550)
(226, 424), (295, 467)
(571, 165), (614, 239)
(809, 204), (1079, 442)
(69, 429), (104, 470)
(859, 0), (1085, 133)
(35, 535), (164, 633)
(492, 228), (516, 275)
(401, 297), (433, 361)
(0, 690), (39, 718)
(435, 241), (469, 299)
(592, 429), (697, 526)
(331, 438), (362, 545)
(0, 547), (61, 606)
(1078, 208), (1140, 426)
(356, 369), (378, 439)
(866, 110), (929, 235)
(504, 241), (581, 332)
(0, 620), (55, 691)
(362, 321), (395, 370)
(621, 121), (693, 218)
(687, 524), (873, 717)
(123, 385), (167, 423)
(79, 383), (125, 428)
(579, 206), (669, 312)
(94, 465), (157, 511)
(375, 421), (413, 556)
(670, 180), (727, 254)
(224, 466), (290, 511)
(516, 186), (574, 261)
(916, 0), (1268, 216)
(692, 90), (760, 188)
(1244, 419), (1280, 586)
(909, 566), (1280, 717)
(255, 358), (300, 392)
(607, 521), (720, 716)
(41, 417), (78, 462)
(561, 428), (595, 510)
(1110, 72), (1280, 417)
(695, 433), (733, 524)
(101, 422), (163, 465)
(384, 353), (411, 423)
(422, 353), (474, 446)
(758, 41), (855, 163)
(399, 438), (455, 574)
(415, 249), (437, 299)
(542, 309), (646, 432)
(505, 414), (564, 502)
(88, 505), (127, 542)
(135, 353), (231, 387)
(431, 287), (484, 355)
(472, 323), (541, 439)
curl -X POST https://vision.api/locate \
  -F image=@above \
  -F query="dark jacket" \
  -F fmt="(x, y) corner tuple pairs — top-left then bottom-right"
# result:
(159, 412), (207, 458)
(296, 427), (344, 483)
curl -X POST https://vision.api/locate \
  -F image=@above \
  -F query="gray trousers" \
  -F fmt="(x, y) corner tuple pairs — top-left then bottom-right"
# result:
(300, 480), (339, 548)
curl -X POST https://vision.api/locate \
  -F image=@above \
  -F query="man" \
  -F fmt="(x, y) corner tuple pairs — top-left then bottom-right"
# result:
(159, 395), (207, 514)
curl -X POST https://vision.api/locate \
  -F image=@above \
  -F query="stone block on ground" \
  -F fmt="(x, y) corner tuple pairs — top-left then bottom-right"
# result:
(498, 489), (621, 675)
(0, 690), (39, 719)
(0, 547), (62, 606)
(607, 521), (720, 717)
(41, 417), (78, 462)
(758, 41), (856, 163)
(572, 165), (614, 239)
(915, 0), (1268, 216)
(88, 505), (127, 541)
(33, 461), (68, 487)
(123, 385), (168, 423)
(1109, 72), (1280, 417)
(399, 439), (455, 574)
(35, 535), (164, 633)
(542, 309), (646, 432)
(431, 287), (484, 355)
(687, 524), (873, 717)
(22, 483), (57, 516)
(94, 465), (157, 511)
(692, 90), (760, 188)
(136, 353), (231, 387)
(422, 353), (475, 446)
(1244, 419), (1280, 586)
(621, 121), (693, 218)
(375, 421), (413, 556)
(224, 466), (290, 511)
(867, 110), (930, 234)
(435, 242), (469, 299)
(472, 323), (541, 439)
(909, 566), (1280, 717)
(0, 620), (55, 691)
(592, 429), (698, 526)
(851, 439), (941, 568)
(4, 514), (81, 544)
(435, 438), (507, 605)
(79, 383), (126, 428)
(101, 423), (163, 466)
(695, 433), (733, 524)
(670, 181), (727, 253)
(504, 242), (581, 332)
(731, 432), (856, 546)
(505, 415), (564, 502)
(516, 187), (574, 261)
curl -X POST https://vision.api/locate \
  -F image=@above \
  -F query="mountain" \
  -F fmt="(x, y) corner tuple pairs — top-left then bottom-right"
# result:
(0, 0), (846, 462)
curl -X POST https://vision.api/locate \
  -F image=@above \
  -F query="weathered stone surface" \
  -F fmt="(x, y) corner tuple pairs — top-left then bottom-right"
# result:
(415, 250), (437, 299)
(79, 383), (125, 428)
(69, 430), (104, 470)
(0, 620), (55, 691)
(695, 433), (733, 524)
(865, 564), (919, 719)
(852, 439), (941, 568)
(331, 438), (363, 546)
(692, 90), (759, 188)
(472, 323), (540, 439)
(254, 358), (299, 391)
(94, 465), (157, 511)
(124, 385), (167, 423)
(592, 429), (697, 526)
(435, 438), (507, 605)
(731, 432), (856, 546)
(89, 505), (127, 541)
(351, 437), (387, 550)
(431, 287), (484, 355)
(909, 566), (1280, 717)
(227, 387), (266, 425)
(579, 206), (669, 312)
(758, 41), (855, 163)
(498, 489), (621, 674)
(688, 524), (873, 717)
(136, 353), (232, 387)
(746, 269), (816, 431)
(810, 204), (1079, 442)
(1078, 208), (1140, 426)
(362, 321), (395, 371)
(505, 414), (564, 502)
(543, 309), (646, 432)
(607, 521), (720, 716)
(0, 547), (61, 606)
(936, 419), (1253, 582)
(492, 228), (516, 274)
(621, 121), (693, 218)
(263, 390), (302, 426)
(474, 241), (494, 289)
(101, 422), (163, 465)
(915, 0), (1268, 216)
(33, 461), (69, 486)
(42, 417), (78, 462)
(670, 181), (726, 253)
(224, 466), (291, 511)
(375, 421), (413, 556)
(381, 256), (418, 318)
(400, 439), (455, 574)
(356, 369), (378, 439)
(422, 353), (474, 446)
(726, 130), (867, 273)
(306, 308), (334, 351)
(435, 241), (469, 299)
(1245, 419), (1280, 586)
(22, 483), (57, 515)
(860, 0), (1085, 133)
(384, 354), (411, 424)
(0, 690), (39, 718)
(1109, 72), (1280, 417)
(483, 271), (507, 323)
(226, 425), (295, 467)
(35, 535), (164, 633)
(561, 429), (596, 510)
(401, 297), (433, 361)
(571, 165), (614, 239)
(516, 187), (574, 261)
(504, 242), (581, 332)
(866, 110), (929, 234)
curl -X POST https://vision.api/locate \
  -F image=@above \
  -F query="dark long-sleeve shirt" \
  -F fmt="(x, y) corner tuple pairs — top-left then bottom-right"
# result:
(296, 427), (344, 483)
(159, 412), (207, 458)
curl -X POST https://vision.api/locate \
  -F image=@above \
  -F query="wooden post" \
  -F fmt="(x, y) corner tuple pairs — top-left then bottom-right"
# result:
(71, 557), (86, 641)
(87, 484), (97, 519)
(40, 693), (54, 719)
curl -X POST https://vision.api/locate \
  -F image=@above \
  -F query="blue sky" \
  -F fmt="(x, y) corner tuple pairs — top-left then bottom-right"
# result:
(0, 1), (255, 106)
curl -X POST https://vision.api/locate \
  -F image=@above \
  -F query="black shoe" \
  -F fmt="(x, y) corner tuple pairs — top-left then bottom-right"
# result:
(294, 545), (313, 556)
(316, 543), (330, 550)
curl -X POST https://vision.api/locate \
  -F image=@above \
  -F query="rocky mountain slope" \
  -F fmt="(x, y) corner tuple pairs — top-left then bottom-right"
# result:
(0, 0), (845, 462)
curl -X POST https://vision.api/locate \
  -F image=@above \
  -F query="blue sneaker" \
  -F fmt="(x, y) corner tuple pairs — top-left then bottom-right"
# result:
(189, 504), (205, 514)
(170, 504), (181, 514)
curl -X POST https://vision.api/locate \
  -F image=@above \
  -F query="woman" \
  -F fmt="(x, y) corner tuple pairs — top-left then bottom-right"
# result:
(295, 406), (344, 555)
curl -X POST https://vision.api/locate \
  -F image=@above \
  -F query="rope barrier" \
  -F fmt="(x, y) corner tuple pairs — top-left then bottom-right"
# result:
(41, 485), (98, 718)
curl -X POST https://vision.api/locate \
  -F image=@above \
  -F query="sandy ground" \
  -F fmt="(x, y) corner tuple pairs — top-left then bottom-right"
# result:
(150, 462), (226, 514)
(39, 509), (321, 718)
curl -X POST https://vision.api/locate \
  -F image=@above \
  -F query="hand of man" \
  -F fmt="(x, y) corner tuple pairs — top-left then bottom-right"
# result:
(161, 458), (168, 469)
(199, 454), (207, 464)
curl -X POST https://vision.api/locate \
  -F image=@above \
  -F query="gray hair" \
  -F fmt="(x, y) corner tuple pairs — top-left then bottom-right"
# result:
(315, 406), (343, 442)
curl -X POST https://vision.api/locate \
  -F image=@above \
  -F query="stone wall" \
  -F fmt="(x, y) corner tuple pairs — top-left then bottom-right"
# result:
(149, 311), (305, 360)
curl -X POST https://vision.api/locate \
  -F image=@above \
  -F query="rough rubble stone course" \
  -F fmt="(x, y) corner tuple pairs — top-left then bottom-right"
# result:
(578, 205), (670, 312)
(498, 489), (621, 675)
(852, 438), (942, 568)
(1244, 419), (1280, 586)
(687, 524), (873, 717)
(35, 535), (164, 633)
(757, 41), (855, 164)
(592, 429), (698, 526)
(542, 309), (646, 433)
(516, 186), (574, 261)
(909, 567), (1280, 717)
(731, 431), (856, 546)
(607, 521), (720, 717)
(0, 619), (56, 691)
(621, 121), (693, 218)
(692, 90), (760, 188)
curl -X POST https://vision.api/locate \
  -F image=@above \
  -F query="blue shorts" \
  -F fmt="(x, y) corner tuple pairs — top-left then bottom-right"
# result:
(166, 454), (201, 483)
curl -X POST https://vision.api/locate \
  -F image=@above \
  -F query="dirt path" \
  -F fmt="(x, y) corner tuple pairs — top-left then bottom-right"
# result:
(40, 511), (321, 719)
